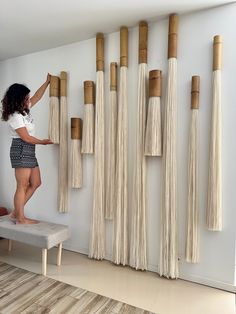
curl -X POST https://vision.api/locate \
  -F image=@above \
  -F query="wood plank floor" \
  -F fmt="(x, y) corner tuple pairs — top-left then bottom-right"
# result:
(0, 241), (234, 314)
(0, 262), (155, 314)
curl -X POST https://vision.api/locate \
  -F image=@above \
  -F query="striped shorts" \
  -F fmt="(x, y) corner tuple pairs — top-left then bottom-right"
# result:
(10, 138), (39, 168)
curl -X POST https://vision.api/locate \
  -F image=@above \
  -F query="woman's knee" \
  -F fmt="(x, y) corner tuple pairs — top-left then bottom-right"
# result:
(31, 179), (42, 190)
(15, 168), (31, 191)
(17, 181), (29, 191)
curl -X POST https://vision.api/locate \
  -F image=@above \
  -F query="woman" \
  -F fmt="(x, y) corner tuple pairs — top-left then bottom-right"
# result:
(1, 74), (53, 224)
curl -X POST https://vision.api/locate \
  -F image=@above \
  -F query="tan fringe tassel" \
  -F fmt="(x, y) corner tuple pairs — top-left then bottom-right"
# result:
(58, 72), (69, 213)
(145, 70), (162, 156)
(71, 139), (83, 189)
(130, 63), (148, 270)
(81, 104), (94, 154)
(113, 66), (128, 265)
(186, 109), (199, 263)
(207, 70), (222, 231)
(105, 89), (118, 220)
(89, 70), (105, 259)
(159, 57), (179, 278)
(48, 96), (60, 144)
(82, 81), (94, 154)
(145, 97), (162, 156)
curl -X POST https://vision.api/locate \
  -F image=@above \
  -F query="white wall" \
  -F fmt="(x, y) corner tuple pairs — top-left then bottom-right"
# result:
(0, 3), (235, 291)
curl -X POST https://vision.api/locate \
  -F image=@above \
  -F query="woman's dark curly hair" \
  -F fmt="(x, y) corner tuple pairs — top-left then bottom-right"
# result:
(1, 83), (30, 121)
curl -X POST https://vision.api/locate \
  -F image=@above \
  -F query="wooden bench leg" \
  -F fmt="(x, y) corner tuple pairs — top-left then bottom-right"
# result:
(8, 240), (12, 252)
(42, 249), (47, 276)
(57, 243), (62, 266)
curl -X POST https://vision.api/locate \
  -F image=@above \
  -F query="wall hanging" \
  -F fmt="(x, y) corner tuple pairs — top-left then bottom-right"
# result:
(81, 81), (95, 154)
(48, 76), (60, 144)
(89, 33), (106, 259)
(105, 62), (118, 220)
(206, 35), (222, 231)
(145, 70), (162, 156)
(58, 71), (69, 213)
(113, 27), (129, 265)
(159, 14), (179, 279)
(186, 75), (200, 263)
(71, 118), (83, 189)
(130, 21), (148, 270)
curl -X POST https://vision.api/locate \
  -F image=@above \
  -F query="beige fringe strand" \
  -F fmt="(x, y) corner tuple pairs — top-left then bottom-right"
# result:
(130, 63), (148, 270)
(48, 96), (60, 144)
(159, 58), (179, 279)
(89, 71), (105, 259)
(144, 97), (162, 156)
(186, 109), (199, 263)
(105, 90), (118, 220)
(70, 139), (83, 189)
(58, 96), (69, 213)
(112, 66), (128, 265)
(207, 70), (222, 231)
(81, 104), (94, 154)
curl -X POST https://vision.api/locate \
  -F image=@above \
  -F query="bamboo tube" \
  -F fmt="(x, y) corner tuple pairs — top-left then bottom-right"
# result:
(96, 33), (104, 72)
(113, 26), (129, 266)
(110, 62), (117, 91)
(191, 75), (200, 109)
(81, 81), (95, 154)
(58, 71), (69, 213)
(120, 27), (128, 67)
(139, 21), (148, 64)
(60, 71), (67, 97)
(145, 70), (162, 156)
(105, 62), (118, 220)
(48, 76), (60, 144)
(186, 76), (200, 263)
(50, 76), (60, 97)
(149, 70), (162, 97)
(71, 117), (82, 140)
(168, 14), (178, 59)
(159, 14), (179, 279)
(207, 35), (222, 231)
(89, 33), (105, 260)
(71, 118), (83, 189)
(213, 35), (222, 71)
(130, 21), (148, 270)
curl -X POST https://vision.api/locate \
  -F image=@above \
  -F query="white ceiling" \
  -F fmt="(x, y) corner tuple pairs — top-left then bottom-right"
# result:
(0, 0), (233, 61)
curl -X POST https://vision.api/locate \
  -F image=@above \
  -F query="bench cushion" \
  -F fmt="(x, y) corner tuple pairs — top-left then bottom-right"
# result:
(0, 216), (70, 249)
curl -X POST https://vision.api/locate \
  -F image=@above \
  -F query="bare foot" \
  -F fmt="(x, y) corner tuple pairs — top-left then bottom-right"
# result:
(11, 212), (38, 224)
(16, 218), (38, 224)
(9, 210), (17, 219)
(24, 217), (38, 223)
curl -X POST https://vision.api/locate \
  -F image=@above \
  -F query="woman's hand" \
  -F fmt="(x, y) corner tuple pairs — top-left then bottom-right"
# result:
(41, 139), (54, 145)
(46, 73), (51, 84)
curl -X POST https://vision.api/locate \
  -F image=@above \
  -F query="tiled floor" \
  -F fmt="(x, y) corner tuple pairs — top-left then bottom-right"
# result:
(0, 240), (234, 314)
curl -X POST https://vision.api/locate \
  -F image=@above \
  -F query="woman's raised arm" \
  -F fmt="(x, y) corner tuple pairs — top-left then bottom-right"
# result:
(30, 73), (51, 107)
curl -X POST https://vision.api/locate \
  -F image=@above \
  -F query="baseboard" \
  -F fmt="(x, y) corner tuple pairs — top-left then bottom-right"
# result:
(63, 243), (236, 293)
(179, 273), (236, 293)
(63, 243), (88, 256)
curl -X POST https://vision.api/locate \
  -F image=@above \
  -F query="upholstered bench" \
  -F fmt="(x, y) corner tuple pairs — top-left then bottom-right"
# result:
(0, 215), (70, 276)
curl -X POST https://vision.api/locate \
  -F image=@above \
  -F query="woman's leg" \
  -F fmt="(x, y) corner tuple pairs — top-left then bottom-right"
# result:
(13, 168), (37, 224)
(25, 167), (41, 204)
(11, 167), (41, 219)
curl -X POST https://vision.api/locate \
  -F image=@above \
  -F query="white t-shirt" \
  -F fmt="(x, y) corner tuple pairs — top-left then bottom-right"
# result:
(8, 110), (35, 138)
